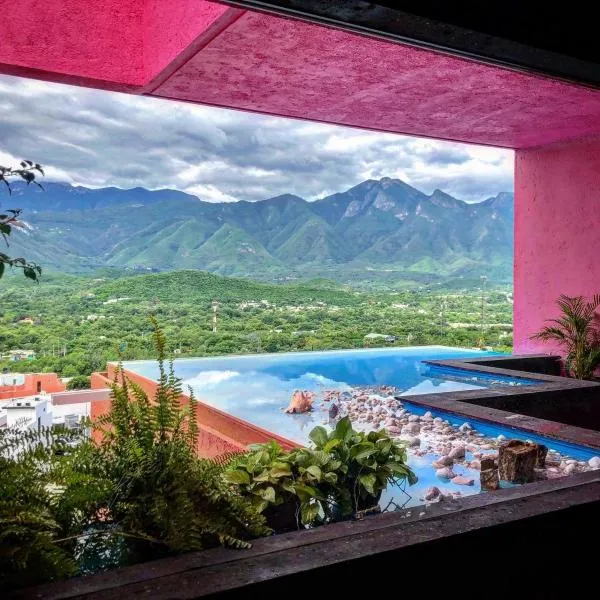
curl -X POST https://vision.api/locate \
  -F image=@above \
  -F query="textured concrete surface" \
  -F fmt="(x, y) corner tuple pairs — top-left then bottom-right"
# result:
(514, 136), (600, 352)
(4, 2), (600, 147)
(14, 472), (600, 599)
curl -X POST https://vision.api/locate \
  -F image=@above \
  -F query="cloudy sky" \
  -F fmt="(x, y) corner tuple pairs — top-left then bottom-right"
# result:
(0, 74), (513, 203)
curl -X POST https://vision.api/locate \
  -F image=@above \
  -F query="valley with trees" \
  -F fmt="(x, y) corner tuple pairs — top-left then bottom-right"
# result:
(0, 166), (514, 377)
(0, 270), (513, 378)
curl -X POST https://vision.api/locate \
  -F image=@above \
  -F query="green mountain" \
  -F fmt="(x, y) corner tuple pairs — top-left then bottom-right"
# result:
(2, 178), (513, 285)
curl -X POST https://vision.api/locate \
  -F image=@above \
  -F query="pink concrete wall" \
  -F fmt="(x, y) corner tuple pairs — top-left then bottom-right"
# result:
(0, 0), (145, 84)
(143, 0), (231, 82)
(514, 136), (600, 353)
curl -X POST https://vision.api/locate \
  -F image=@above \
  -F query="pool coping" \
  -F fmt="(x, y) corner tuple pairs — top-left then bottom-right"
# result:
(14, 470), (600, 599)
(410, 354), (600, 449)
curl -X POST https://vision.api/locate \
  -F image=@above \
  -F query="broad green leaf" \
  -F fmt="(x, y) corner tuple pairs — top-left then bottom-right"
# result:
(305, 465), (322, 480)
(323, 438), (341, 453)
(300, 502), (320, 525)
(293, 483), (320, 502)
(309, 425), (328, 447)
(258, 486), (276, 503)
(334, 416), (352, 442)
(270, 462), (292, 478)
(358, 473), (377, 495)
(223, 469), (250, 485)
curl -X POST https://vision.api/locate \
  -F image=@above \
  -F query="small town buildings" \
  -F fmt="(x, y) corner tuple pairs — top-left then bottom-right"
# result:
(1, 349), (36, 362)
(0, 372), (66, 400)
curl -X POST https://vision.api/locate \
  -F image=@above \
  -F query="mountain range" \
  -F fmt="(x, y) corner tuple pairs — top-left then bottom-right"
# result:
(2, 177), (513, 285)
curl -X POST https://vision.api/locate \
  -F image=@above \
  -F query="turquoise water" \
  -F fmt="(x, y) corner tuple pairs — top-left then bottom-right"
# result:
(123, 346), (597, 508)
(123, 346), (537, 445)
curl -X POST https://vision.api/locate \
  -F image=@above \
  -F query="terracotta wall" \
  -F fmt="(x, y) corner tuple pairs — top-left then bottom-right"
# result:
(514, 135), (600, 353)
(91, 366), (297, 458)
(0, 373), (65, 400)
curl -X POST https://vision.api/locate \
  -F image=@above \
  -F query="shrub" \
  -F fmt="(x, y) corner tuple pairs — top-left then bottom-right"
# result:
(91, 317), (267, 560)
(225, 441), (340, 529)
(226, 417), (417, 529)
(309, 417), (417, 514)
(0, 427), (82, 590)
(66, 375), (90, 390)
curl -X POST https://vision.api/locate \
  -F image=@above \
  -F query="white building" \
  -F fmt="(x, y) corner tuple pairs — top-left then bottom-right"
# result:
(4, 394), (53, 432)
(0, 373), (26, 387)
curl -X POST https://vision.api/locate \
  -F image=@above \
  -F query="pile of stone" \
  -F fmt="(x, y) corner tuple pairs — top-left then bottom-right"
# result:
(318, 385), (600, 504)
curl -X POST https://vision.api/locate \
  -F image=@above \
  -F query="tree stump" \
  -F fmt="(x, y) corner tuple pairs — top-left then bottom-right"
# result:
(480, 456), (497, 471)
(480, 468), (500, 491)
(536, 444), (548, 468)
(498, 440), (537, 483)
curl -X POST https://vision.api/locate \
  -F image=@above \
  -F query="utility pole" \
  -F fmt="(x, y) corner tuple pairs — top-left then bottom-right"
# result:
(480, 275), (488, 334)
(440, 297), (446, 337)
(212, 301), (219, 333)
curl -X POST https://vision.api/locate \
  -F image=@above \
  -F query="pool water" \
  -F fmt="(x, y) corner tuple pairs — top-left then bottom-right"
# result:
(123, 347), (598, 509)
(124, 346), (537, 446)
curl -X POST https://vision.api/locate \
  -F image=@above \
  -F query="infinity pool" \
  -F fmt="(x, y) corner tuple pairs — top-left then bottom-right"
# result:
(124, 346), (598, 508)
(124, 346), (538, 445)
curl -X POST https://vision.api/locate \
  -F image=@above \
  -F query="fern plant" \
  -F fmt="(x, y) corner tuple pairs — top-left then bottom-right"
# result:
(92, 317), (267, 560)
(0, 427), (81, 590)
(532, 294), (600, 379)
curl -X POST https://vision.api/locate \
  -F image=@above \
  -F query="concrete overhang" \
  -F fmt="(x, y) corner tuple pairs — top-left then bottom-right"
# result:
(3, 1), (600, 149)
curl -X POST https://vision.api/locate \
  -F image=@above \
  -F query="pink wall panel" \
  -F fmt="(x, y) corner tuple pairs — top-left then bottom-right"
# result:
(154, 11), (600, 149)
(0, 0), (145, 85)
(514, 136), (600, 353)
(143, 0), (231, 82)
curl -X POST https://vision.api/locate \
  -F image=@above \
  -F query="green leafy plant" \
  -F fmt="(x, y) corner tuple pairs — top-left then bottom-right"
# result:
(0, 427), (83, 590)
(227, 418), (417, 528)
(0, 160), (44, 281)
(91, 317), (267, 559)
(224, 440), (340, 529)
(532, 293), (600, 379)
(309, 417), (417, 514)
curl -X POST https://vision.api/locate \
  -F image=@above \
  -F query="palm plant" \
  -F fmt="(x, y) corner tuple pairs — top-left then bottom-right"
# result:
(532, 294), (600, 379)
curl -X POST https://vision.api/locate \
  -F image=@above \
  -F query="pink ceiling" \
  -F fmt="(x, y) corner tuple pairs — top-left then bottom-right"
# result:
(3, 1), (600, 149)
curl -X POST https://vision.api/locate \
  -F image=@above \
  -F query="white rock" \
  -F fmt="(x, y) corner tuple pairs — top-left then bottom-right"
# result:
(588, 456), (600, 469)
(448, 445), (466, 460)
(564, 463), (576, 475)
(404, 436), (421, 447)
(423, 411), (434, 421)
(402, 423), (421, 436)
(408, 414), (420, 422)
(424, 486), (441, 501)
(435, 467), (456, 479)
(433, 417), (444, 425)
(432, 455), (453, 468)
(497, 434), (507, 441)
(451, 475), (475, 486)
(458, 422), (472, 432)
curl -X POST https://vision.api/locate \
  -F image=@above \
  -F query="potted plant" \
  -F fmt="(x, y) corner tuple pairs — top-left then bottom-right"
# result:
(532, 293), (600, 380)
(308, 417), (417, 515)
(224, 441), (340, 532)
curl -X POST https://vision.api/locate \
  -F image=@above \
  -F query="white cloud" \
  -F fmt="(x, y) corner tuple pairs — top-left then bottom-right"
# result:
(0, 74), (513, 203)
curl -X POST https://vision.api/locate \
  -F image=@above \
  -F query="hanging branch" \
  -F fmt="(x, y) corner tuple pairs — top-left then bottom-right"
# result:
(0, 160), (45, 281)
